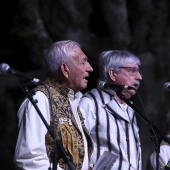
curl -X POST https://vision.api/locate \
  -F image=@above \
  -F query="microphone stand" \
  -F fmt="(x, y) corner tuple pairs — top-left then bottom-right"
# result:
(20, 81), (75, 170)
(117, 92), (170, 170)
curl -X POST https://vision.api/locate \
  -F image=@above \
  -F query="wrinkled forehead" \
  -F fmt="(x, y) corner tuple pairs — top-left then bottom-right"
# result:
(70, 48), (87, 61)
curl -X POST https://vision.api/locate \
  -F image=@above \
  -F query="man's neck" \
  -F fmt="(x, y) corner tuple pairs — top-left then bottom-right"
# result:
(114, 94), (125, 104)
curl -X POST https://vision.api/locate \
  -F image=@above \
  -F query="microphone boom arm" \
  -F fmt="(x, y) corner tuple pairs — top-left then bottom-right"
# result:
(118, 93), (170, 170)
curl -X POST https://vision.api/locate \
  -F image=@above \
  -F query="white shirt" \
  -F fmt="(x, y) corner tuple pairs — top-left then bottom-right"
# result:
(149, 139), (170, 170)
(68, 90), (89, 170)
(14, 90), (89, 170)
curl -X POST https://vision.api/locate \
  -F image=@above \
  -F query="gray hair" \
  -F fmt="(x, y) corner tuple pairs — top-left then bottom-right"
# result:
(44, 40), (80, 75)
(98, 50), (141, 82)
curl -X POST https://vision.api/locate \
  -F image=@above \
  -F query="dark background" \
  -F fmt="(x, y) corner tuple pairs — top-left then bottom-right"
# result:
(1, 0), (170, 169)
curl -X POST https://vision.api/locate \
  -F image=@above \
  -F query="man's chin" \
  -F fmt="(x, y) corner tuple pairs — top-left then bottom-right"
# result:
(129, 89), (137, 97)
(122, 89), (136, 99)
(80, 84), (88, 91)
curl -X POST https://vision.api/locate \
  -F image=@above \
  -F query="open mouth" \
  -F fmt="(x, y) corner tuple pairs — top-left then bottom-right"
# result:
(83, 75), (89, 81)
(133, 83), (140, 90)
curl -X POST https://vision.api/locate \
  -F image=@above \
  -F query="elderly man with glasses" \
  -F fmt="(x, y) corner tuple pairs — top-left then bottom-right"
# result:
(79, 50), (143, 170)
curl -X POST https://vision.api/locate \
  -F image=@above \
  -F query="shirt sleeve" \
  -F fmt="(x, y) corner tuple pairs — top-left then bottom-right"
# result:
(159, 145), (170, 167)
(14, 91), (52, 170)
(149, 145), (170, 169)
(78, 96), (96, 133)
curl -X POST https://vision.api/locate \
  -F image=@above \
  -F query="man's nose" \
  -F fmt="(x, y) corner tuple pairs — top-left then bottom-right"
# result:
(136, 72), (142, 80)
(87, 62), (93, 72)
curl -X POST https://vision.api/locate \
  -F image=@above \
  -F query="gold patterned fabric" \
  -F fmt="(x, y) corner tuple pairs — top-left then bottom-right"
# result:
(33, 77), (93, 170)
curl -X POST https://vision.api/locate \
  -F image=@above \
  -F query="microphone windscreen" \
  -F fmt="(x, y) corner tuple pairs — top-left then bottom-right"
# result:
(97, 81), (106, 90)
(164, 82), (170, 91)
(0, 63), (10, 74)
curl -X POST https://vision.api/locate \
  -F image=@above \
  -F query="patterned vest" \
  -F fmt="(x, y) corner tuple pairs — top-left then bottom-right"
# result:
(33, 77), (93, 170)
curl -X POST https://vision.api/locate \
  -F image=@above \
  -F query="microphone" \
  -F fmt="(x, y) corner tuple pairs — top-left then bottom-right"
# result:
(98, 81), (135, 91)
(0, 63), (41, 84)
(164, 82), (170, 91)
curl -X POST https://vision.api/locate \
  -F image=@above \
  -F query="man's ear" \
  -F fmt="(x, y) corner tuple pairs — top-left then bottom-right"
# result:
(61, 63), (70, 78)
(108, 68), (116, 82)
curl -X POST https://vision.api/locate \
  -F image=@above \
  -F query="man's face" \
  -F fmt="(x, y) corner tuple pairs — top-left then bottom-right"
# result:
(66, 48), (93, 93)
(113, 63), (142, 98)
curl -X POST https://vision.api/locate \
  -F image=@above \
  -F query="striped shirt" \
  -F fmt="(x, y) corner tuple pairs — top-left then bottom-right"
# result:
(79, 88), (142, 170)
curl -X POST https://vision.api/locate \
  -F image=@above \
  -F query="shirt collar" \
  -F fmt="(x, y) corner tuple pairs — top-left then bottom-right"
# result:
(68, 89), (82, 100)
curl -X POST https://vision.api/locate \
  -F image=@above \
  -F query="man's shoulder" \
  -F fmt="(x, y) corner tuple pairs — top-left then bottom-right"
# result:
(83, 88), (99, 98)
(82, 88), (110, 103)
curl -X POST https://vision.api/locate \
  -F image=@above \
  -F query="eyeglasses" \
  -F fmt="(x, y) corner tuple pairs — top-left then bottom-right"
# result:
(118, 66), (142, 76)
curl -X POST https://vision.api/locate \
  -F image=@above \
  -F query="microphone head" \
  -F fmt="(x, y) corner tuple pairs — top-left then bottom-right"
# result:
(164, 82), (170, 91)
(0, 63), (10, 75)
(97, 81), (106, 90)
